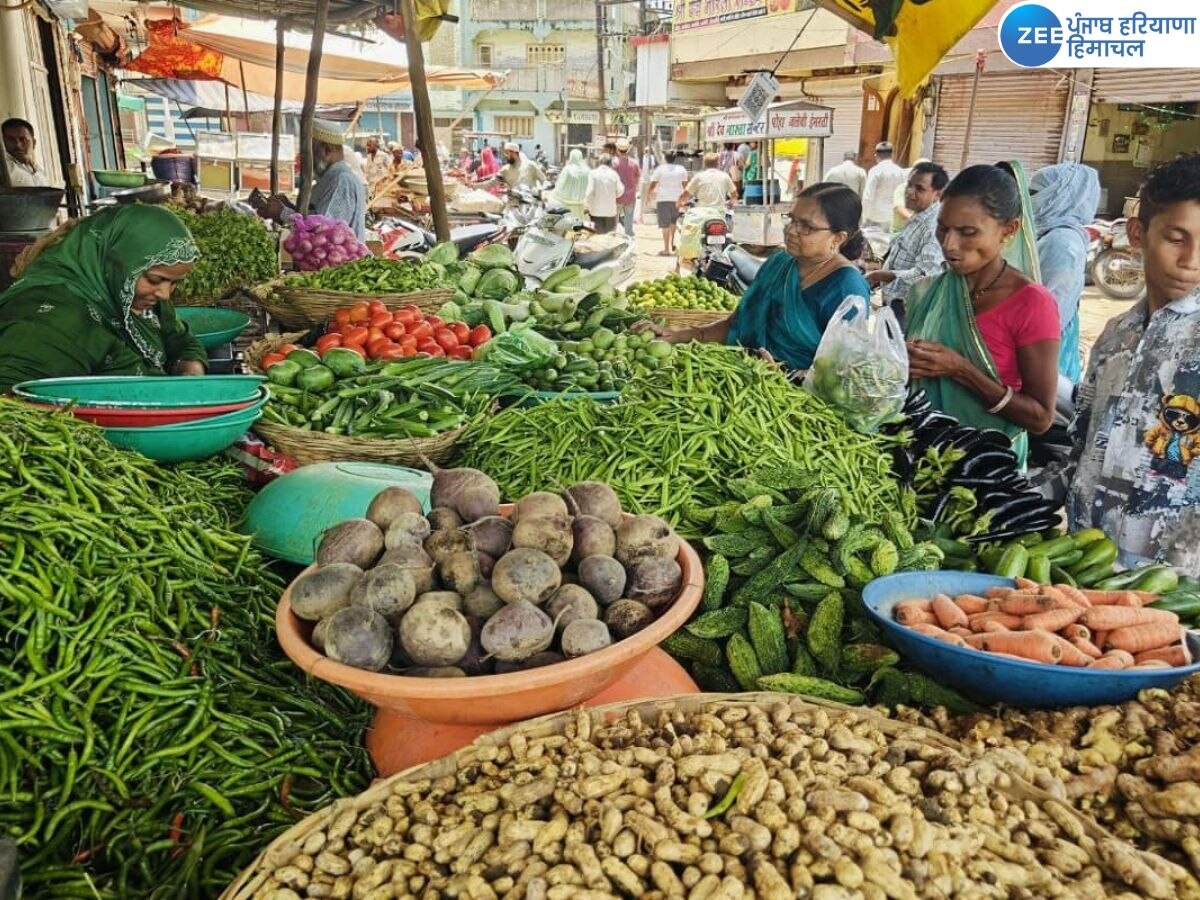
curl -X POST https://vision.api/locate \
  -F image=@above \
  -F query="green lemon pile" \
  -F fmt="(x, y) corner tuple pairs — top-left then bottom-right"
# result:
(623, 274), (739, 312)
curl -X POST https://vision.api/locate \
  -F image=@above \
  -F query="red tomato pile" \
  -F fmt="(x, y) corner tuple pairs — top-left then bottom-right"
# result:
(322, 300), (491, 361)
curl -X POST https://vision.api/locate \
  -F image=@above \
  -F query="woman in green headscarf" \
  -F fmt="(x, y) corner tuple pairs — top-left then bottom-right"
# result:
(0, 205), (206, 393)
(553, 149), (590, 221)
(903, 162), (1060, 466)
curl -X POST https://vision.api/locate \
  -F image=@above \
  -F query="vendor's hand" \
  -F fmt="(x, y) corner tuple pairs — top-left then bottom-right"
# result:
(906, 340), (966, 380)
(172, 360), (207, 377)
(866, 270), (896, 287)
(632, 320), (669, 339)
(755, 348), (778, 365)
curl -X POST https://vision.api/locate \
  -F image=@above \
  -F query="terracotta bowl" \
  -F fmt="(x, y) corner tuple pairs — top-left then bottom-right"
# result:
(275, 514), (704, 728)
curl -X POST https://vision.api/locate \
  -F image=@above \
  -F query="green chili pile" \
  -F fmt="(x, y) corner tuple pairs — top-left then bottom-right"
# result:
(171, 207), (279, 304)
(460, 343), (907, 536)
(0, 400), (372, 898)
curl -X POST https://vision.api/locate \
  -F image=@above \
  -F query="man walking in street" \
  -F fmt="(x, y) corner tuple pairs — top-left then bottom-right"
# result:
(866, 161), (948, 327)
(823, 150), (866, 197)
(585, 155), (621, 234)
(643, 151), (690, 256)
(612, 137), (641, 237)
(2, 117), (50, 187)
(861, 141), (907, 229)
(493, 142), (545, 191)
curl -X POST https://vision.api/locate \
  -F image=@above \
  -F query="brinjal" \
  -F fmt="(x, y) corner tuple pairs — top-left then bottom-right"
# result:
(959, 451), (1019, 477)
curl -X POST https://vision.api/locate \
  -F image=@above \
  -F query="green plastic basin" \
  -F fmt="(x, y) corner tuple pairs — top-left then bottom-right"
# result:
(94, 170), (148, 188)
(13, 375), (265, 409)
(102, 400), (264, 462)
(242, 463), (433, 564)
(176, 307), (253, 351)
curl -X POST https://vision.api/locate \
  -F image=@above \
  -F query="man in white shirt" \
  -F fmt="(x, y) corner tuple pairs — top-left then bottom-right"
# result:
(677, 153), (737, 210)
(360, 137), (391, 187)
(494, 142), (545, 191)
(643, 151), (690, 255)
(861, 141), (908, 228)
(823, 150), (866, 196)
(585, 155), (621, 234)
(2, 118), (50, 187)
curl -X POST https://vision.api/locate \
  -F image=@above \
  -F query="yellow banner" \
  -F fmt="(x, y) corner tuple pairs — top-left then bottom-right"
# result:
(672, 0), (801, 32)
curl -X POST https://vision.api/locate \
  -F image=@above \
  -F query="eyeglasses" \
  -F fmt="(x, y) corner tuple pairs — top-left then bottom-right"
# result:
(783, 215), (833, 236)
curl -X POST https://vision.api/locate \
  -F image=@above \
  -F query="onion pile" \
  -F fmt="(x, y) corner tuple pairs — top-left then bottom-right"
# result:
(283, 214), (369, 271)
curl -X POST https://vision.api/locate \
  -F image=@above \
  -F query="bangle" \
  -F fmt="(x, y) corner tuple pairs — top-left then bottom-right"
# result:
(987, 385), (1015, 415)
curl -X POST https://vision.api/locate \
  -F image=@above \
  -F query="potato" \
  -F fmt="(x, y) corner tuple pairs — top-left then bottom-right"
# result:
(439, 550), (480, 595)
(399, 601), (471, 667)
(316, 519), (383, 569)
(562, 482), (623, 530)
(383, 512), (432, 550)
(427, 506), (463, 531)
(615, 515), (678, 567)
(465, 516), (513, 559)
(291, 563), (362, 621)
(464, 583), (504, 619)
(561, 619), (612, 658)
(324, 606), (393, 671)
(514, 491), (569, 522)
(349, 563), (416, 622)
(570, 516), (616, 565)
(481, 601), (555, 662)
(511, 515), (573, 567)
(546, 584), (599, 636)
(491, 548), (562, 606)
(577, 555), (626, 605)
(365, 487), (424, 531)
(626, 558), (684, 610)
(604, 599), (655, 639)
(429, 467), (500, 523)
(424, 528), (474, 567)
(415, 591), (463, 611)
(378, 544), (435, 595)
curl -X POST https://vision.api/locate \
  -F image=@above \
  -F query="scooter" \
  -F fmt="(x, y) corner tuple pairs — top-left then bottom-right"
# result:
(699, 242), (764, 295)
(377, 214), (508, 258)
(1091, 217), (1144, 300)
(512, 206), (636, 289)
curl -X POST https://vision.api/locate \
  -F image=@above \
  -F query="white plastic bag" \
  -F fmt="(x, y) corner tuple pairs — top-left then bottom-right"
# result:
(803, 295), (908, 433)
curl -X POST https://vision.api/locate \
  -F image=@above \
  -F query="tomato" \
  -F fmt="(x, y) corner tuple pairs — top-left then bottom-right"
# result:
(393, 308), (418, 326)
(418, 341), (445, 357)
(367, 326), (385, 343)
(468, 325), (492, 347)
(368, 299), (388, 316)
(383, 323), (406, 341)
(315, 333), (343, 354)
(367, 336), (392, 357)
(433, 328), (459, 351)
(342, 326), (369, 346)
(449, 321), (470, 343)
(369, 310), (393, 329)
(261, 352), (287, 369)
(449, 345), (475, 360)
(425, 315), (444, 330)
(377, 345), (408, 361)
(399, 335), (418, 353)
(333, 308), (352, 326)
(276, 343), (302, 356)
(324, 322), (344, 335)
(401, 304), (423, 319)
(348, 302), (370, 324)
(408, 321), (434, 342)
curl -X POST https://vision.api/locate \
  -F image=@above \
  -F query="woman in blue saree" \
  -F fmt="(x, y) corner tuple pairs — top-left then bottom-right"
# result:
(647, 182), (871, 371)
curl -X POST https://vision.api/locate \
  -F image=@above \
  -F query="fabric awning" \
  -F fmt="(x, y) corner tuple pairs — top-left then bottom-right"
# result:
(123, 78), (356, 119)
(815, 0), (999, 97)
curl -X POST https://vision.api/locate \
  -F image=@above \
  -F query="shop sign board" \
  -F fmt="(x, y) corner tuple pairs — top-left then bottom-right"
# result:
(672, 0), (801, 32)
(703, 101), (833, 142)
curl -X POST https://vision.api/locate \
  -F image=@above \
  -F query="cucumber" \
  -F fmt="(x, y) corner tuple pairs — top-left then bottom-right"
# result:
(932, 537), (972, 558)
(1075, 561), (1117, 588)
(1149, 592), (1200, 618)
(1069, 539), (1119, 576)
(1132, 566), (1180, 595)
(1050, 565), (1078, 587)
(979, 547), (1006, 572)
(1034, 535), (1077, 562)
(1070, 528), (1108, 549)
(1026, 554), (1052, 585)
(994, 545), (1030, 580)
(541, 264), (582, 292)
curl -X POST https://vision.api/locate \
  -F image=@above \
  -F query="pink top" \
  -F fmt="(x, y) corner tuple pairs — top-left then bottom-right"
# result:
(613, 155), (641, 205)
(974, 283), (1061, 392)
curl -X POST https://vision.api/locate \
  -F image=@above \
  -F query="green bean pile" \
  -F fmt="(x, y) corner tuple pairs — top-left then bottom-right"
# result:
(461, 343), (906, 536)
(0, 401), (372, 898)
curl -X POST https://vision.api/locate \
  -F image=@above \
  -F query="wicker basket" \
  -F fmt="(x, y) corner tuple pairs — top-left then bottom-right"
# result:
(252, 276), (453, 328)
(242, 331), (309, 374)
(645, 307), (733, 329)
(222, 692), (1121, 900)
(251, 418), (464, 469)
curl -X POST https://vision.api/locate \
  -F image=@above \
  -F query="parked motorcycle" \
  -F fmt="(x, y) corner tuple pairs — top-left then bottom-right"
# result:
(699, 242), (764, 295)
(512, 206), (636, 289)
(378, 185), (546, 258)
(1091, 217), (1145, 300)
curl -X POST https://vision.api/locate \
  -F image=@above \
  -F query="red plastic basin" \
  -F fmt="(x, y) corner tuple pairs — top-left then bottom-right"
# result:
(25, 397), (258, 427)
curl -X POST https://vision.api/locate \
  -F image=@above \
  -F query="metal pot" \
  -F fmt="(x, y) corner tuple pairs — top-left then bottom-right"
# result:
(110, 180), (171, 205)
(0, 186), (65, 233)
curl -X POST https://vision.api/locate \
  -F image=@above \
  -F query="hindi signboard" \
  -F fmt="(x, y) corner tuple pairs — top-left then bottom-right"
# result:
(672, 0), (801, 32)
(703, 100), (833, 143)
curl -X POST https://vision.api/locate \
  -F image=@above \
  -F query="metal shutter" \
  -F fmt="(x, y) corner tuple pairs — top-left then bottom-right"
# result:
(933, 71), (1069, 173)
(811, 88), (864, 174)
(1092, 69), (1200, 104)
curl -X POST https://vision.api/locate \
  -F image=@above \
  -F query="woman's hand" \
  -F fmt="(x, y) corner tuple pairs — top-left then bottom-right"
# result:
(906, 340), (966, 380)
(632, 320), (672, 340)
(172, 360), (206, 376)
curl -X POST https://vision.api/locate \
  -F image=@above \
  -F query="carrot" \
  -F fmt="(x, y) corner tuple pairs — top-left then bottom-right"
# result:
(964, 633), (990, 649)
(894, 601), (937, 625)
(1081, 589), (1146, 606)
(1082, 606), (1179, 631)
(1134, 660), (1172, 669)
(1131, 590), (1161, 604)
(1060, 623), (1090, 641)
(1051, 635), (1095, 667)
(909, 623), (966, 647)
(1070, 636), (1103, 659)
(1023, 607), (1083, 633)
(1057, 585), (1092, 608)
(998, 594), (1057, 616)
(981, 619), (1012, 633)
(968, 611), (1024, 631)
(949, 626), (974, 639)
(1040, 585), (1081, 608)
(1088, 656), (1129, 670)
(1134, 644), (1191, 667)
(931, 594), (969, 629)
(1115, 592), (1143, 608)
(975, 630), (1063, 663)
(1100, 649), (1135, 668)
(985, 587), (1015, 600)
(1015, 577), (1041, 591)
(953, 594), (989, 615)
(1105, 621), (1184, 655)
(1092, 630), (1109, 650)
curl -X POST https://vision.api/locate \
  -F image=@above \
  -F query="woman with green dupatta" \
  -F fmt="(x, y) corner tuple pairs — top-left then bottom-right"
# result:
(644, 182), (871, 372)
(0, 205), (205, 393)
(904, 163), (1060, 466)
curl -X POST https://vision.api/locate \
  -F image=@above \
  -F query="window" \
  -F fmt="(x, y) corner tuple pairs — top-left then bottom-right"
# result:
(477, 44), (493, 67)
(494, 116), (534, 138)
(526, 44), (565, 65)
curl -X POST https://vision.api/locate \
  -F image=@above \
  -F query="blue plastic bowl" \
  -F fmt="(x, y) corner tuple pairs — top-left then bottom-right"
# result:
(862, 571), (1200, 708)
(101, 397), (265, 462)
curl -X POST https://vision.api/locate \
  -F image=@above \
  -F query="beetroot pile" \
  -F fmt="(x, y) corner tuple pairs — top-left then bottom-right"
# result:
(289, 466), (686, 675)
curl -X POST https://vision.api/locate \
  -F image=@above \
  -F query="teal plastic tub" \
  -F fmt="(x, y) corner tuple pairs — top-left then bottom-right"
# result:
(13, 375), (265, 409)
(101, 398), (265, 463)
(175, 307), (253, 351)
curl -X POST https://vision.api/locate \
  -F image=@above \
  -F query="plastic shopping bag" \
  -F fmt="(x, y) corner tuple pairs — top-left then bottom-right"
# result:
(472, 323), (557, 372)
(803, 295), (908, 433)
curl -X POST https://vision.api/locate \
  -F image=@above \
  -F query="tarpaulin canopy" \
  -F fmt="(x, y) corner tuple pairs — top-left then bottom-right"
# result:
(123, 78), (355, 119)
(122, 15), (502, 104)
(816, 0), (1000, 97)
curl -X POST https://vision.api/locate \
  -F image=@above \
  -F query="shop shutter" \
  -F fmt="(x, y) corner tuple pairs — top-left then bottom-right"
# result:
(933, 71), (1069, 173)
(811, 87), (864, 174)
(1092, 69), (1200, 104)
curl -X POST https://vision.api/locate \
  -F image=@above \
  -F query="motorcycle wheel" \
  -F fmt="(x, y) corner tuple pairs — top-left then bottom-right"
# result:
(1091, 248), (1145, 300)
